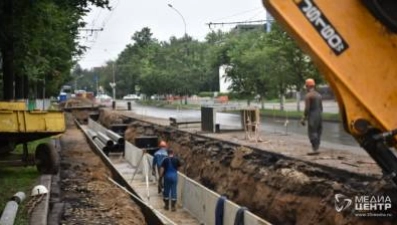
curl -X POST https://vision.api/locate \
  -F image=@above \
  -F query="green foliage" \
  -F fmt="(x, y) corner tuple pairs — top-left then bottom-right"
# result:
(260, 108), (340, 121)
(84, 27), (220, 98)
(0, 0), (110, 99)
(1, 3), (323, 102)
(77, 23), (322, 102)
(198, 92), (214, 98)
(0, 139), (48, 224)
(0, 167), (38, 225)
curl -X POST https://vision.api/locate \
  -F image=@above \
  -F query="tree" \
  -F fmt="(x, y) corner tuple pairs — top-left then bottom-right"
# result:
(114, 27), (160, 98)
(93, 23), (321, 107)
(219, 30), (269, 105)
(0, 0), (110, 100)
(110, 28), (213, 102)
(264, 23), (321, 111)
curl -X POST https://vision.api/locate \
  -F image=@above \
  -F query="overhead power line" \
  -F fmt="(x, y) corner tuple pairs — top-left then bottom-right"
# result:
(78, 28), (104, 32)
(206, 19), (270, 29)
(211, 7), (263, 22)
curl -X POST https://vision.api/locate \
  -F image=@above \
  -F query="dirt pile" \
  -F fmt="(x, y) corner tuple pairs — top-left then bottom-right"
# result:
(63, 97), (96, 108)
(61, 97), (101, 123)
(117, 114), (397, 225)
(58, 113), (147, 224)
(98, 108), (131, 128)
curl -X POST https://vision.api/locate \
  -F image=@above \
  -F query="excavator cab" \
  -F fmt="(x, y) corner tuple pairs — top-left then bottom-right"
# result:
(262, 0), (397, 184)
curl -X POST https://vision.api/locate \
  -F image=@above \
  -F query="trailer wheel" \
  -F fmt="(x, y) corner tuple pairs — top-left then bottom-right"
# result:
(35, 143), (59, 174)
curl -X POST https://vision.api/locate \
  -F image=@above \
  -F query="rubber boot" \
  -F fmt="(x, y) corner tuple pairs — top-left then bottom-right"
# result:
(171, 200), (177, 211)
(158, 183), (162, 194)
(158, 177), (163, 194)
(163, 199), (169, 210)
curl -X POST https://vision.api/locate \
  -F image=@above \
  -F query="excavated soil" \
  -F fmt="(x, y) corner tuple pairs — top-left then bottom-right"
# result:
(58, 113), (147, 224)
(98, 109), (397, 225)
(61, 97), (96, 108)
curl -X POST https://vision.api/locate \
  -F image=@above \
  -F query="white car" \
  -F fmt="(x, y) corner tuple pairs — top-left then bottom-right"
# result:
(123, 94), (140, 100)
(95, 94), (113, 107)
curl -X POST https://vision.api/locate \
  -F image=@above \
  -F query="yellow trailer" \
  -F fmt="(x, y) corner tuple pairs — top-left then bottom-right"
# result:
(0, 102), (65, 174)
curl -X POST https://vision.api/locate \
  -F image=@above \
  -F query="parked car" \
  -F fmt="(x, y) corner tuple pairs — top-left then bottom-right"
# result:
(150, 95), (166, 100)
(95, 94), (113, 107)
(123, 94), (140, 100)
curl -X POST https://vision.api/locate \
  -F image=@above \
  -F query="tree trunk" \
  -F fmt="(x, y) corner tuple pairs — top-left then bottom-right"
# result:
(1, 47), (14, 101)
(23, 75), (29, 99)
(15, 74), (29, 100)
(279, 94), (285, 111)
(296, 90), (301, 112)
(1, 0), (14, 101)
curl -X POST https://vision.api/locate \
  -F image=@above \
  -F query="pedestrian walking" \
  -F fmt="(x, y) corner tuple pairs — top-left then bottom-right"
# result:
(152, 140), (168, 193)
(160, 149), (182, 211)
(300, 78), (323, 155)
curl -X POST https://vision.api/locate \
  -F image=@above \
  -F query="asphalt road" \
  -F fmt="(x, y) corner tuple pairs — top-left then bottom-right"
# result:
(117, 100), (358, 148)
(189, 99), (340, 114)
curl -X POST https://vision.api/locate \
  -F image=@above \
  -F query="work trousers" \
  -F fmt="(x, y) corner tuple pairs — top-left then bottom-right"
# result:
(163, 174), (178, 200)
(308, 116), (322, 151)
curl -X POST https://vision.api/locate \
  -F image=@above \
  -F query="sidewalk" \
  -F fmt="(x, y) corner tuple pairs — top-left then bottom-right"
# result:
(188, 98), (339, 114)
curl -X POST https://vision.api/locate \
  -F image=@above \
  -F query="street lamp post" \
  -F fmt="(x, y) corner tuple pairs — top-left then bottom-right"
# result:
(167, 4), (186, 37)
(104, 49), (117, 100)
(110, 62), (116, 100)
(168, 3), (188, 104)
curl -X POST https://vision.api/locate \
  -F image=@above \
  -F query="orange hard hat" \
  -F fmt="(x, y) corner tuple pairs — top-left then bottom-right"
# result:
(159, 141), (167, 147)
(305, 78), (315, 87)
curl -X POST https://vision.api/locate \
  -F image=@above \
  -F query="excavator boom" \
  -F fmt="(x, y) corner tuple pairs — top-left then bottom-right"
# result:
(262, 0), (397, 182)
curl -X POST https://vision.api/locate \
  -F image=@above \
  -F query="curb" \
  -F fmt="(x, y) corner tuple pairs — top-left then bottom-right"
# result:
(29, 175), (51, 225)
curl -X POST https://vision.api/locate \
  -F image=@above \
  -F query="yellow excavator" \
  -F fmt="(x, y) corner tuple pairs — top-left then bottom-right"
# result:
(261, 0), (397, 183)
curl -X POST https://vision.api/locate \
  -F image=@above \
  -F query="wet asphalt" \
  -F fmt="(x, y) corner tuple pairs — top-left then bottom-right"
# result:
(120, 101), (358, 147)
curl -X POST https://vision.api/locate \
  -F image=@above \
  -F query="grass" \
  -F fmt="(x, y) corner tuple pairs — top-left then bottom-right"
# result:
(255, 98), (296, 103)
(259, 108), (340, 121)
(0, 139), (47, 225)
(139, 99), (199, 110)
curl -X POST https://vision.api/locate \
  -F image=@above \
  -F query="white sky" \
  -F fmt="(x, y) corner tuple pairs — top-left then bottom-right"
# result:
(77, 0), (268, 69)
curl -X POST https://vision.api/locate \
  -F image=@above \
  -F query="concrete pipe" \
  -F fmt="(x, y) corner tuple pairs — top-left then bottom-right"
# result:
(0, 192), (26, 225)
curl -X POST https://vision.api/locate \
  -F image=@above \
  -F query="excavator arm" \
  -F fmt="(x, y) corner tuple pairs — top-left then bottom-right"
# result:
(262, 0), (397, 183)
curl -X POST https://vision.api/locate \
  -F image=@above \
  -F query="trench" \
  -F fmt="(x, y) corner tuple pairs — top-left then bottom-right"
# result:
(54, 112), (164, 225)
(98, 109), (397, 225)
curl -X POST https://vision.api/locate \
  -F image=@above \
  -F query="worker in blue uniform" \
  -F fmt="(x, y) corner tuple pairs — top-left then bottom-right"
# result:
(152, 140), (168, 194)
(160, 149), (182, 211)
